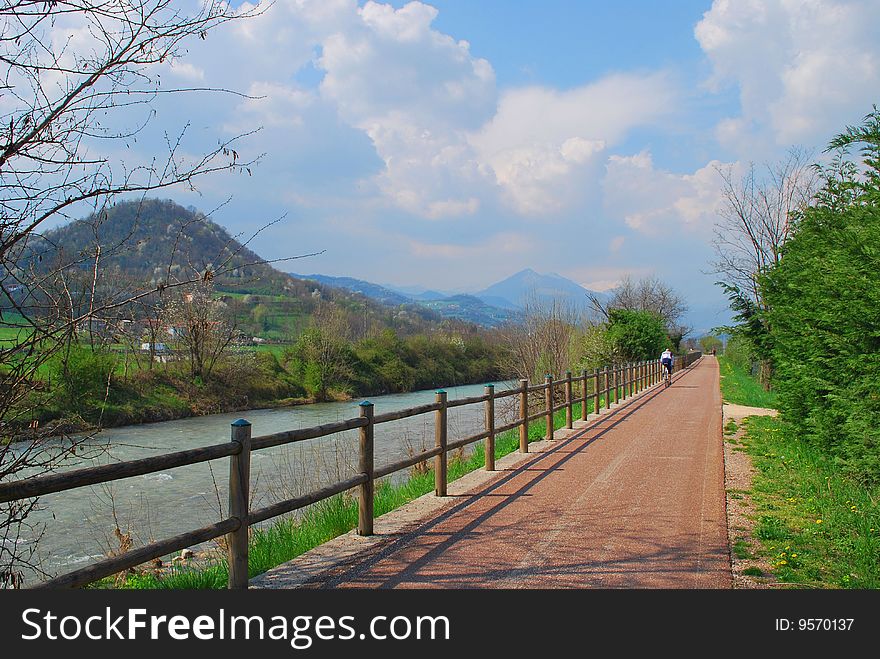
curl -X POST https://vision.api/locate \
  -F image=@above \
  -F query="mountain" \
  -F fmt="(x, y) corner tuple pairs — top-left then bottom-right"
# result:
(383, 284), (450, 301)
(31, 198), (299, 296)
(292, 274), (412, 307)
(475, 268), (603, 314)
(415, 295), (520, 328)
(292, 273), (519, 328)
(25, 198), (464, 339)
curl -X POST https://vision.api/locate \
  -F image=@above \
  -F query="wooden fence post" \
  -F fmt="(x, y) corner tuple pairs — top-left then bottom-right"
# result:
(519, 378), (529, 453)
(484, 385), (495, 471)
(565, 371), (573, 429)
(603, 367), (610, 410)
(581, 369), (589, 422)
(545, 374), (554, 440)
(358, 401), (374, 536)
(435, 390), (448, 496)
(228, 418), (251, 590)
(594, 368), (600, 415)
(613, 365), (619, 405)
(623, 362), (635, 398)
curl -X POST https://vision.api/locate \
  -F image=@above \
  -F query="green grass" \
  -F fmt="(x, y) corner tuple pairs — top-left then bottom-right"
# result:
(718, 356), (778, 408)
(108, 392), (628, 589)
(738, 415), (880, 588)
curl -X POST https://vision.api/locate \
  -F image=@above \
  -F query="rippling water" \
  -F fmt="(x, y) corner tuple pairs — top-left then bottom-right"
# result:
(9, 381), (517, 583)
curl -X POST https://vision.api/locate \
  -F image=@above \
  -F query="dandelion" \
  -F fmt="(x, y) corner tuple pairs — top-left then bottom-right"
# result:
(815, 519), (823, 524)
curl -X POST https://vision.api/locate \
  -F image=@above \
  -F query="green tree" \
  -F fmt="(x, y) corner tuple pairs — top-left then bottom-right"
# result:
(698, 335), (723, 354)
(605, 309), (669, 361)
(761, 106), (880, 482)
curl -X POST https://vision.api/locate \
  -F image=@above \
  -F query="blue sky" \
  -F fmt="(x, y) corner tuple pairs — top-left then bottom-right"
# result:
(67, 1), (880, 333)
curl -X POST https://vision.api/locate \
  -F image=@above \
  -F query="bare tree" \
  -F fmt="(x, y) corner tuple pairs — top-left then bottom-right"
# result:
(712, 147), (819, 308)
(588, 275), (688, 332)
(500, 293), (581, 383)
(0, 1), (266, 585)
(711, 147), (819, 386)
(164, 279), (237, 381)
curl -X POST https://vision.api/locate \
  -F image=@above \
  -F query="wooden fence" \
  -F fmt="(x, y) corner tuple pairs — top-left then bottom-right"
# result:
(0, 352), (702, 589)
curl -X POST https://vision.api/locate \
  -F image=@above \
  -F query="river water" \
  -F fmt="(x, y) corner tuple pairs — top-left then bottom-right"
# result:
(8, 381), (518, 583)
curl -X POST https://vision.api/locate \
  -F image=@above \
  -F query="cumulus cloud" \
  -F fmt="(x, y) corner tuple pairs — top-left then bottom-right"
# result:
(470, 73), (676, 215)
(602, 151), (730, 235)
(140, 1), (682, 223)
(695, 0), (880, 150)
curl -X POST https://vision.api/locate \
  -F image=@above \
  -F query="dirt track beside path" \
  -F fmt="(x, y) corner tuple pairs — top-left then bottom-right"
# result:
(255, 357), (730, 589)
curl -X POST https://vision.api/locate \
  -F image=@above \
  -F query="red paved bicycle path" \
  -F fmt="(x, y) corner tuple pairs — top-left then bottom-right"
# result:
(278, 357), (729, 589)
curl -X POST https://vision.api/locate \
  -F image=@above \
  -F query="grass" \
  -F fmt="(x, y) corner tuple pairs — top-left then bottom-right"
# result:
(107, 390), (629, 589)
(720, 353), (880, 588)
(717, 356), (778, 408)
(736, 415), (880, 588)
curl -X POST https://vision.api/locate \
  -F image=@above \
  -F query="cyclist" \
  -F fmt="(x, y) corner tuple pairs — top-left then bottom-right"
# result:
(660, 348), (674, 382)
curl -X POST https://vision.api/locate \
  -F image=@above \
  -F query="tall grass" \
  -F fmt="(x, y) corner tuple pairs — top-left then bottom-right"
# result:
(110, 391), (625, 589)
(718, 355), (778, 408)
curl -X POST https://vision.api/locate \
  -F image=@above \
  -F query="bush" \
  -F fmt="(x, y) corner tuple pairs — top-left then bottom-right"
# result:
(49, 345), (116, 415)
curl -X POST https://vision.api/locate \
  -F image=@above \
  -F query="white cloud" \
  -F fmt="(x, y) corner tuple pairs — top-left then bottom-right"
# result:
(140, 2), (680, 222)
(470, 73), (676, 215)
(168, 61), (205, 82)
(695, 0), (880, 150)
(602, 151), (730, 235)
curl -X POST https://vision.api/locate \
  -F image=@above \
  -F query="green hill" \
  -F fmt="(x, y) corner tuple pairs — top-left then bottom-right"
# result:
(21, 198), (463, 340)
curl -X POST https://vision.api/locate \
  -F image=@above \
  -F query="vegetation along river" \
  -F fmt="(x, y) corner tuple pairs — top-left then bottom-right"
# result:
(10, 381), (517, 584)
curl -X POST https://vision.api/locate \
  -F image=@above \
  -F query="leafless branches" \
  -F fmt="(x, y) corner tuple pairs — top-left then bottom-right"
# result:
(0, 0), (265, 583)
(499, 292), (581, 382)
(588, 274), (688, 332)
(711, 147), (818, 308)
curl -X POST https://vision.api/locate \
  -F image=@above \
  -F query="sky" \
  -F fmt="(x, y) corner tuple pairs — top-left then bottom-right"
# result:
(64, 1), (880, 333)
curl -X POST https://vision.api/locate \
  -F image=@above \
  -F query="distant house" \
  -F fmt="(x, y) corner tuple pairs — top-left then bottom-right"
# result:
(141, 342), (167, 353)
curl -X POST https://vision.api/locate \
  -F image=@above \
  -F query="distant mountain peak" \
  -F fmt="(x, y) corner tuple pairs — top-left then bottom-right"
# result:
(475, 268), (602, 313)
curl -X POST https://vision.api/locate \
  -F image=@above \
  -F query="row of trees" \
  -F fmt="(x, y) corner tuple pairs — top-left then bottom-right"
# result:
(500, 276), (690, 385)
(717, 108), (880, 483)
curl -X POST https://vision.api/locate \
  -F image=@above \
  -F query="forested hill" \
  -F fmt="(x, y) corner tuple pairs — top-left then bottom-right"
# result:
(24, 198), (457, 335)
(34, 198), (302, 295)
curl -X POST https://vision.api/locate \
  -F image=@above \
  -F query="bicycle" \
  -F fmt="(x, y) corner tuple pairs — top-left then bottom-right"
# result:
(663, 365), (672, 387)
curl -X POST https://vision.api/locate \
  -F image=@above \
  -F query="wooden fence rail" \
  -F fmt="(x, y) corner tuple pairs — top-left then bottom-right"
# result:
(2, 352), (703, 589)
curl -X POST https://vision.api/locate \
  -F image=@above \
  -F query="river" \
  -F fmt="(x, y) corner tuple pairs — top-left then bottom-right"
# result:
(7, 380), (518, 584)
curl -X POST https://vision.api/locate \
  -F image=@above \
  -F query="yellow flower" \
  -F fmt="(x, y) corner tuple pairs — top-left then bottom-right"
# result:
(815, 519), (823, 524)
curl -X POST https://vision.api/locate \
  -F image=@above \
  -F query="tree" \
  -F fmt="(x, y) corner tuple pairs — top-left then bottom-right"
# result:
(761, 107), (880, 482)
(589, 275), (688, 338)
(499, 293), (580, 382)
(698, 334), (722, 355)
(286, 305), (355, 401)
(605, 309), (669, 361)
(164, 280), (237, 382)
(711, 148), (818, 386)
(0, 1), (262, 585)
